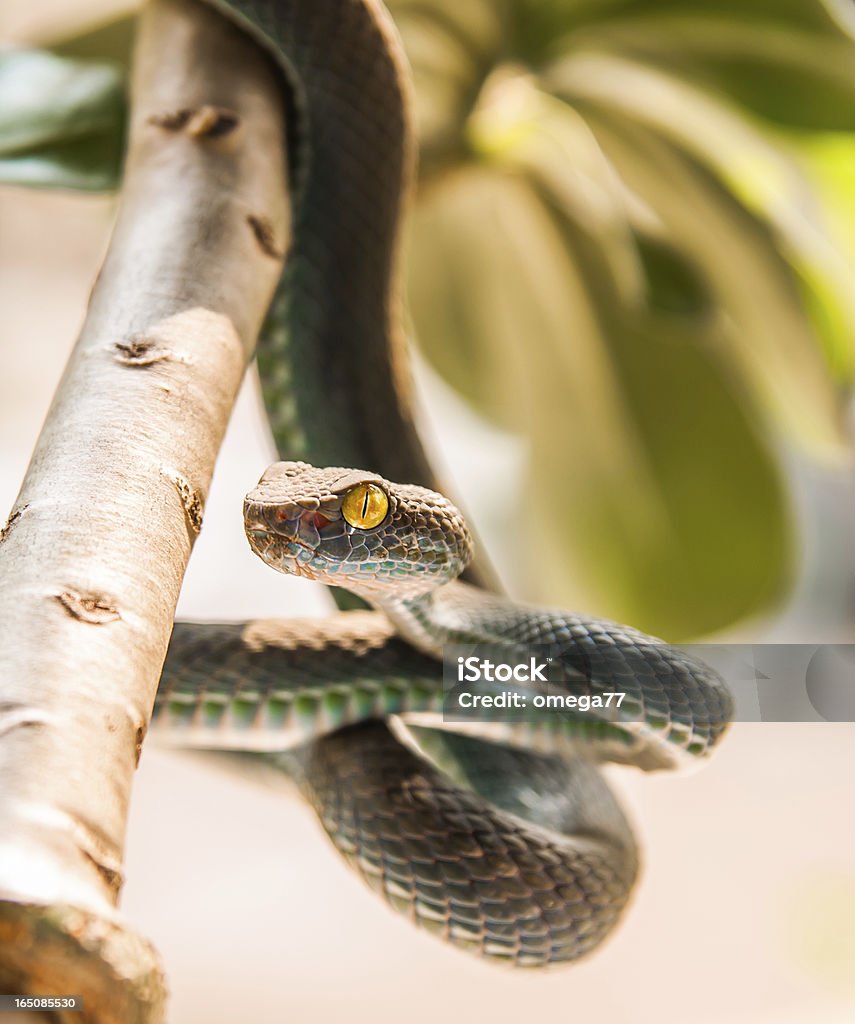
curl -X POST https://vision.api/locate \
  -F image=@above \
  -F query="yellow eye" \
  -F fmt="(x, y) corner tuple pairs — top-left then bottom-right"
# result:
(341, 482), (389, 529)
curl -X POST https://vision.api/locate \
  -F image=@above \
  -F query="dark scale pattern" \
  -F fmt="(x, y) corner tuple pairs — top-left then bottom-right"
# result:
(300, 722), (638, 966)
(435, 585), (734, 758)
(222, 0), (438, 487)
(155, 619), (447, 745)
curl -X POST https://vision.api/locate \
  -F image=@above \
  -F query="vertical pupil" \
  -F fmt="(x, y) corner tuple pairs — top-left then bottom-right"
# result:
(342, 483), (386, 528)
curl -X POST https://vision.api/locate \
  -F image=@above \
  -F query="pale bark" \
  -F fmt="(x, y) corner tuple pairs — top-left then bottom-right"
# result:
(0, 0), (289, 1019)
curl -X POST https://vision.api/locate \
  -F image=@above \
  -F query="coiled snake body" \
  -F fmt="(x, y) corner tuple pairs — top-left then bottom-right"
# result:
(154, 0), (733, 967)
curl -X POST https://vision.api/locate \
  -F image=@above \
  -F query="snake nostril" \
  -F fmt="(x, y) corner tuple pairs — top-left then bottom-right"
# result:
(243, 500), (269, 534)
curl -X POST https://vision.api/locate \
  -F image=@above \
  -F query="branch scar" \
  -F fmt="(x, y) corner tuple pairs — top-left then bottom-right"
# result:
(148, 106), (240, 139)
(164, 471), (204, 535)
(55, 590), (121, 624)
(114, 335), (186, 367)
(0, 504), (28, 544)
(247, 215), (286, 260)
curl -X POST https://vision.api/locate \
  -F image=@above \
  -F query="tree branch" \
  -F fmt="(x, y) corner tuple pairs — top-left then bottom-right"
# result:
(0, 0), (289, 1018)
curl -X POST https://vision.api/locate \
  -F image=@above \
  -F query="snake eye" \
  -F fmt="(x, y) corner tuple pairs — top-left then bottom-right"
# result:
(341, 482), (389, 529)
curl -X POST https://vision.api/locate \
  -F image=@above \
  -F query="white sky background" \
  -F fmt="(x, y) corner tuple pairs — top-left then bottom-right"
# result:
(2, 4), (855, 1022)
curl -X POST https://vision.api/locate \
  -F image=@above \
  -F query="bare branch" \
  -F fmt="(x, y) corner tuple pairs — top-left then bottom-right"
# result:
(0, 0), (289, 1018)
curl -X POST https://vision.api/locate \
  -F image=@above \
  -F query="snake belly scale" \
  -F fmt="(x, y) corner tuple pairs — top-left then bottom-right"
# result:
(153, 0), (734, 966)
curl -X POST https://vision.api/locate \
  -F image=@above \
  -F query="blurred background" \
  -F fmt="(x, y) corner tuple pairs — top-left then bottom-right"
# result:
(2, 0), (855, 1021)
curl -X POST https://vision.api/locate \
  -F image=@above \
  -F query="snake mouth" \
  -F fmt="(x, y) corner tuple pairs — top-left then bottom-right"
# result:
(246, 523), (315, 551)
(281, 534), (316, 554)
(244, 509), (325, 575)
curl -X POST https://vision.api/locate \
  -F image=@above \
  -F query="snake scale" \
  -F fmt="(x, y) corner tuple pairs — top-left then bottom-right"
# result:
(153, 0), (733, 966)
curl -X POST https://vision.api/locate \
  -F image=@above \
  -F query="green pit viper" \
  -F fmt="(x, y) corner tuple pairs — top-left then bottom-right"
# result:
(153, 0), (733, 967)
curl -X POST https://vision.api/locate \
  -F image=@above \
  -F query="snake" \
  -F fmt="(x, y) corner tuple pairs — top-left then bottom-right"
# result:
(151, 0), (734, 967)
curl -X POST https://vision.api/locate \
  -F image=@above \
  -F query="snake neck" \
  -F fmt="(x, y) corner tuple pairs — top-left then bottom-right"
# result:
(371, 580), (499, 659)
(235, 0), (431, 488)
(235, 0), (497, 594)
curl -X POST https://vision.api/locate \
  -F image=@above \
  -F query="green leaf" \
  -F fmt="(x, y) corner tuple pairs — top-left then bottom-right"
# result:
(528, 315), (792, 639)
(51, 11), (137, 67)
(407, 165), (792, 638)
(0, 130), (122, 191)
(387, 0), (503, 173)
(583, 111), (847, 451)
(408, 164), (639, 445)
(794, 133), (855, 380)
(465, 72), (645, 308)
(557, 12), (855, 131)
(0, 49), (125, 191)
(390, 0), (855, 636)
(510, 0), (854, 54)
(550, 50), (855, 418)
(636, 236), (712, 319)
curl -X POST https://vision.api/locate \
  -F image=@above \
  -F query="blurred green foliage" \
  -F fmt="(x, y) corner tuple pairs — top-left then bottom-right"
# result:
(0, 49), (124, 189)
(4, 0), (855, 637)
(390, 0), (855, 634)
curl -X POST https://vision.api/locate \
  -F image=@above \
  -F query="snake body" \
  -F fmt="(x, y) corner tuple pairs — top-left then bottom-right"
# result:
(154, 0), (733, 966)
(207, 0), (433, 486)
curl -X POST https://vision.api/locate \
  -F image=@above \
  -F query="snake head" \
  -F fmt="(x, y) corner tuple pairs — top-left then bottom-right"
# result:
(243, 461), (472, 597)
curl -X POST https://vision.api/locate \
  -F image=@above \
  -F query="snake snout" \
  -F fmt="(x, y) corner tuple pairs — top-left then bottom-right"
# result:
(243, 496), (302, 537)
(243, 496), (274, 534)
(243, 495), (335, 583)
